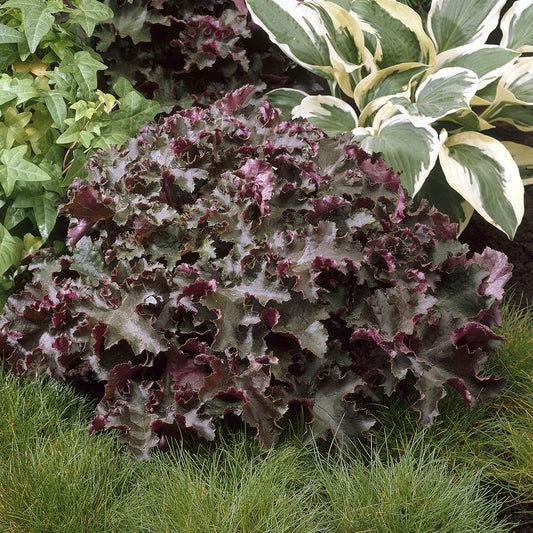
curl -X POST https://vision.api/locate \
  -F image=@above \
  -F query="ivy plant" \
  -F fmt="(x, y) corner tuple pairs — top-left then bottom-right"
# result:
(0, 0), (160, 307)
(247, 0), (533, 239)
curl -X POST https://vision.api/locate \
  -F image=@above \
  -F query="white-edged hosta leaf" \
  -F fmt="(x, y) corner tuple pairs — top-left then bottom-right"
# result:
(502, 141), (533, 185)
(439, 131), (524, 238)
(401, 67), (479, 125)
(306, 1), (369, 95)
(246, 0), (333, 77)
(358, 94), (406, 129)
(427, 0), (507, 53)
(414, 161), (474, 234)
(483, 104), (533, 132)
(348, 0), (436, 69)
(471, 79), (498, 105)
(354, 62), (430, 111)
(352, 114), (440, 196)
(492, 58), (533, 106)
(266, 88), (308, 116)
(435, 44), (519, 89)
(437, 109), (493, 133)
(292, 95), (358, 135)
(500, 0), (533, 53)
(481, 58), (533, 128)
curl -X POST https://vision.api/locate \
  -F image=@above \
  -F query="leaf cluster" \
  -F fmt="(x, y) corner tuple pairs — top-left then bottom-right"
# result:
(90, 0), (325, 112)
(249, 0), (533, 239)
(0, 0), (159, 307)
(0, 88), (512, 458)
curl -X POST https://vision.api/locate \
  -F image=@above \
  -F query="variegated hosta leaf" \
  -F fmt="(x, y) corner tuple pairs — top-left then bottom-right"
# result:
(481, 58), (533, 130)
(292, 95), (358, 135)
(427, 0), (507, 53)
(306, 1), (370, 96)
(437, 109), (493, 134)
(266, 88), (308, 116)
(352, 114), (440, 196)
(347, 0), (436, 69)
(246, 0), (333, 78)
(435, 44), (519, 89)
(354, 62), (430, 111)
(401, 67), (479, 126)
(500, 0), (533, 53)
(414, 162), (474, 234)
(502, 141), (533, 185)
(439, 131), (524, 238)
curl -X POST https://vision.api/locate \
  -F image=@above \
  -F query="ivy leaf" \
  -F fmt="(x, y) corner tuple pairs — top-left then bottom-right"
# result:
(0, 22), (25, 44)
(111, 90), (160, 136)
(69, 0), (114, 37)
(0, 145), (52, 196)
(12, 191), (58, 240)
(2, 0), (56, 53)
(0, 106), (32, 149)
(60, 50), (107, 99)
(56, 118), (94, 148)
(44, 92), (67, 129)
(0, 223), (23, 276)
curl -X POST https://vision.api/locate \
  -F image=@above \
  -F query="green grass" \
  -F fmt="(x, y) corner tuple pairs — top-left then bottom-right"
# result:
(1, 299), (532, 532)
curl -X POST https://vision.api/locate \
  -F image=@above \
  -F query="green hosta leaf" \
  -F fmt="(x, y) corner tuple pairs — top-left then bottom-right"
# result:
(435, 44), (519, 89)
(246, 0), (333, 77)
(0, 222), (23, 276)
(414, 161), (474, 234)
(502, 141), (533, 185)
(69, 0), (114, 37)
(60, 50), (107, 99)
(306, 1), (368, 95)
(0, 22), (24, 44)
(292, 95), (358, 135)
(0, 145), (51, 196)
(354, 62), (429, 111)
(2, 0), (56, 53)
(12, 191), (58, 240)
(439, 131), (524, 238)
(266, 88), (308, 116)
(348, 0), (436, 69)
(500, 0), (533, 53)
(352, 114), (439, 196)
(427, 0), (507, 53)
(401, 67), (479, 125)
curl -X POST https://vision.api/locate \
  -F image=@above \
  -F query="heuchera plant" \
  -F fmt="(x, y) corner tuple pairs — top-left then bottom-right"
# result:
(0, 87), (511, 459)
(91, 0), (322, 112)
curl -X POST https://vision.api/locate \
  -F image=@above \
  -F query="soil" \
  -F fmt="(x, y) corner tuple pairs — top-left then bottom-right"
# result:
(460, 186), (533, 308)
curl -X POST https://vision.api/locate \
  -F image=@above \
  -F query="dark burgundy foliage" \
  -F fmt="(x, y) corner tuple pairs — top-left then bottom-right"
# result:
(0, 88), (511, 459)
(92, 0), (324, 112)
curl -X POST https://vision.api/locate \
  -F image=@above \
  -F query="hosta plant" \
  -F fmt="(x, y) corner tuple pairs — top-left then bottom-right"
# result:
(0, 87), (511, 459)
(0, 0), (159, 307)
(247, 0), (533, 238)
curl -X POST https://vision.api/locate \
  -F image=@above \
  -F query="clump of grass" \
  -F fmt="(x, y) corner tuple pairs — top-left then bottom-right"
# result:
(123, 433), (324, 533)
(0, 370), (136, 533)
(315, 434), (514, 533)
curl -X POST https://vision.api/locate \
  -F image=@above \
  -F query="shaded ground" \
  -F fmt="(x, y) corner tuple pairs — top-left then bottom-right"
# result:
(461, 186), (533, 308)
